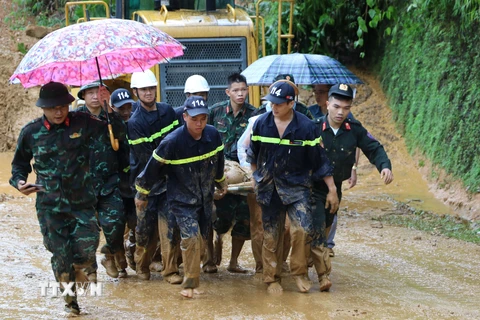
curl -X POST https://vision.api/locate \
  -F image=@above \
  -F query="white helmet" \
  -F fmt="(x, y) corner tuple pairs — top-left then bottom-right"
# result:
(131, 70), (158, 89)
(184, 75), (210, 93)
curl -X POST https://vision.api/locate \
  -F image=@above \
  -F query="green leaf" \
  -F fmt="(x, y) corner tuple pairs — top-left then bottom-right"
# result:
(369, 9), (376, 19)
(357, 28), (363, 38)
(366, 0), (376, 7)
(358, 16), (368, 33)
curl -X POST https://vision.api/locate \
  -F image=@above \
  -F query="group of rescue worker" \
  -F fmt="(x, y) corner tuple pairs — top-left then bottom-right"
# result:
(10, 68), (393, 314)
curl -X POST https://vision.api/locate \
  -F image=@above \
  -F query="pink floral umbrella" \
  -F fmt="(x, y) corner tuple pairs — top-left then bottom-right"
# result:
(10, 19), (184, 88)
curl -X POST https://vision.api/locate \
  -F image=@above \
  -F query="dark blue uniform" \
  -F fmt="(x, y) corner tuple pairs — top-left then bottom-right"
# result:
(136, 124), (225, 289)
(247, 111), (333, 284)
(127, 100), (179, 276)
(312, 116), (392, 239)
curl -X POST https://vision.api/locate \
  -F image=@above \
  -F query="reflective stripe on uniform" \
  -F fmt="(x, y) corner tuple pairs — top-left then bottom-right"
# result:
(128, 120), (179, 145)
(123, 165), (130, 173)
(251, 135), (322, 146)
(135, 185), (150, 195)
(152, 144), (225, 165)
(215, 175), (226, 183)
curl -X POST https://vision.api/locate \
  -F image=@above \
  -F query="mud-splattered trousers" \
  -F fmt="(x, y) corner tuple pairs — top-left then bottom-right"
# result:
(10, 112), (122, 304)
(76, 107), (128, 274)
(127, 102), (179, 275)
(136, 124), (225, 289)
(208, 101), (255, 240)
(247, 111), (333, 284)
(310, 116), (392, 278)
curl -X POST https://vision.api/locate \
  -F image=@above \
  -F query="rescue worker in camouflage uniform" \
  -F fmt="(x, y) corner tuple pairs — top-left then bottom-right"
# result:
(208, 73), (256, 273)
(10, 82), (122, 314)
(311, 83), (393, 291)
(110, 88), (136, 277)
(127, 70), (181, 282)
(135, 95), (228, 298)
(247, 80), (339, 294)
(75, 81), (128, 280)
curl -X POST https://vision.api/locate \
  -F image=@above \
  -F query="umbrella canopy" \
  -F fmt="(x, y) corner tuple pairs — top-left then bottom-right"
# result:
(241, 53), (363, 86)
(10, 19), (184, 88)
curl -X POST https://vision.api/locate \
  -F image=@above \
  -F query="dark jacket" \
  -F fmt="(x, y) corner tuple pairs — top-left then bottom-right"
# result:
(10, 112), (120, 211)
(127, 101), (178, 195)
(313, 116), (392, 188)
(247, 111), (333, 205)
(135, 124), (225, 237)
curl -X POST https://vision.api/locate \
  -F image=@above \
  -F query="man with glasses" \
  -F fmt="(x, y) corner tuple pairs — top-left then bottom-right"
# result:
(207, 73), (256, 274)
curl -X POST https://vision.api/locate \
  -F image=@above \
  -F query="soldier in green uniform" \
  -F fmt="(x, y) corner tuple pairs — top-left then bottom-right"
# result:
(10, 82), (122, 314)
(208, 73), (256, 273)
(311, 83), (393, 291)
(75, 81), (128, 280)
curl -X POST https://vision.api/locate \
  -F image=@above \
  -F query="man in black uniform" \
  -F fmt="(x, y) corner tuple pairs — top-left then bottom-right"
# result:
(127, 70), (180, 282)
(135, 96), (227, 298)
(247, 80), (338, 293)
(311, 83), (394, 291)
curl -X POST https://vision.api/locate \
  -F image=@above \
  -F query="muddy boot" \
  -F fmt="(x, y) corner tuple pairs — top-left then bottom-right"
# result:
(319, 274), (332, 292)
(118, 269), (128, 278)
(101, 247), (119, 279)
(125, 238), (136, 271)
(86, 271), (97, 283)
(64, 300), (80, 315)
(134, 245), (151, 280)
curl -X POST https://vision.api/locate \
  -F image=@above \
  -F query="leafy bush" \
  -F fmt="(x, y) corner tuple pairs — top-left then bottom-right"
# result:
(380, 0), (480, 193)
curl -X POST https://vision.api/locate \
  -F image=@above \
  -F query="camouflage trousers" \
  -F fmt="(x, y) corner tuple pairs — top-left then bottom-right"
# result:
(259, 188), (313, 284)
(97, 188), (126, 254)
(37, 207), (100, 302)
(84, 189), (126, 275)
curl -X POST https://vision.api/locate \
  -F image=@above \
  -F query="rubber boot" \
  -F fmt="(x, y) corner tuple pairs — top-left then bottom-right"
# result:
(100, 247), (119, 278)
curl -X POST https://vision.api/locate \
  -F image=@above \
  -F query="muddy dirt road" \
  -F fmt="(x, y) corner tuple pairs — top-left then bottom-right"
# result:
(0, 150), (479, 319)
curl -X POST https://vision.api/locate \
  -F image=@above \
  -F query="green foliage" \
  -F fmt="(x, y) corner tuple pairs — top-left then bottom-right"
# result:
(257, 0), (397, 60)
(4, 0), (67, 29)
(377, 208), (480, 244)
(17, 42), (28, 54)
(380, 0), (480, 194)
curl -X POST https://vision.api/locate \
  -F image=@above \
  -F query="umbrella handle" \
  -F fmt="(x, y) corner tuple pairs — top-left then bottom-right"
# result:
(108, 124), (119, 151)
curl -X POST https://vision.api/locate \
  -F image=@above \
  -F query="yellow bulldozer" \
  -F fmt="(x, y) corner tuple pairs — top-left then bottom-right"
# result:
(66, 0), (295, 107)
